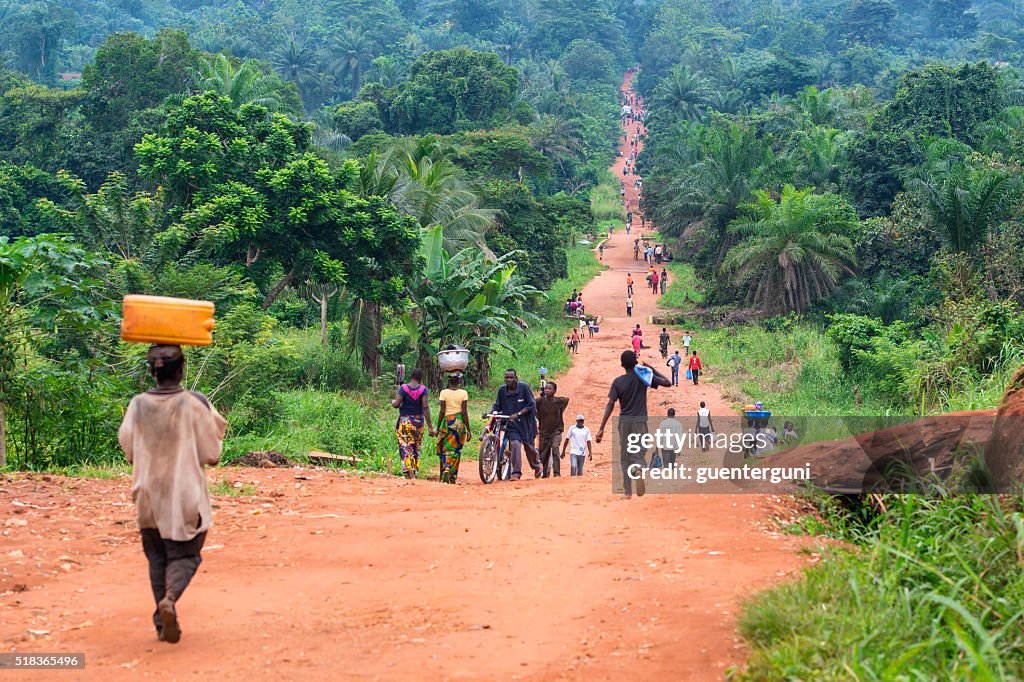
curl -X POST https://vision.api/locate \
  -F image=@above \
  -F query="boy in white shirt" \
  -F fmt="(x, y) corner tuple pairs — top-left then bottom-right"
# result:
(561, 415), (593, 476)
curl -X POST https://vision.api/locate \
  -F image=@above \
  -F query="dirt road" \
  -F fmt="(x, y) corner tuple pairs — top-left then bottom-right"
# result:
(0, 72), (808, 681)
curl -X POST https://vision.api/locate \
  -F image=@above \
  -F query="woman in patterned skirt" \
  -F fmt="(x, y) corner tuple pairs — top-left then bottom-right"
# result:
(391, 368), (433, 478)
(435, 372), (471, 484)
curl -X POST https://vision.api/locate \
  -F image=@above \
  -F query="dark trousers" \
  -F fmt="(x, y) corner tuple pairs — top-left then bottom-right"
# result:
(539, 430), (562, 477)
(691, 369), (699, 385)
(141, 529), (206, 630)
(670, 366), (679, 385)
(509, 438), (541, 479)
(619, 419), (648, 496)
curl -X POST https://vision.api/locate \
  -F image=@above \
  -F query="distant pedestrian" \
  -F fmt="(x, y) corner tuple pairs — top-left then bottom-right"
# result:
(682, 331), (692, 356)
(626, 295), (633, 317)
(696, 401), (714, 452)
(631, 332), (642, 357)
(659, 328), (670, 358)
(626, 274), (634, 296)
(561, 415), (593, 476)
(667, 350), (682, 386)
(436, 372), (471, 484)
(660, 269), (667, 294)
(391, 368), (435, 479)
(688, 351), (702, 385)
(651, 270), (660, 295)
(659, 408), (685, 467)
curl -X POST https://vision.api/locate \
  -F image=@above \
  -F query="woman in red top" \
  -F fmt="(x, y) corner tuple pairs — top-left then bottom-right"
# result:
(688, 351), (702, 385)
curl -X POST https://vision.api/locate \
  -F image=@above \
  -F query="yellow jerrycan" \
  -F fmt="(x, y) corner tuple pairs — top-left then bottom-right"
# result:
(121, 295), (216, 346)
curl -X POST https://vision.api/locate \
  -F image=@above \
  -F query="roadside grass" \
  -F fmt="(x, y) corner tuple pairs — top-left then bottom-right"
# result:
(45, 463), (130, 479)
(738, 494), (1024, 681)
(692, 321), (898, 416)
(658, 260), (704, 309)
(590, 172), (626, 223)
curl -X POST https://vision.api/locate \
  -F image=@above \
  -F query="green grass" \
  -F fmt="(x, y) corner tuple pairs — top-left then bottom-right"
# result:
(658, 260), (705, 309)
(43, 463), (130, 479)
(590, 171), (626, 224)
(738, 494), (1024, 681)
(209, 478), (258, 496)
(694, 321), (899, 416)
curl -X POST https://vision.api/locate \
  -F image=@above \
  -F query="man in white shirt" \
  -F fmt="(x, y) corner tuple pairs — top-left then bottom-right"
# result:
(658, 408), (685, 467)
(696, 401), (714, 453)
(561, 415), (593, 477)
(682, 331), (693, 356)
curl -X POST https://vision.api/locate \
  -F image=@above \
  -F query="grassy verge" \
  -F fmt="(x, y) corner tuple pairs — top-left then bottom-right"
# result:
(590, 171), (626, 224)
(738, 494), (1024, 680)
(658, 260), (704, 309)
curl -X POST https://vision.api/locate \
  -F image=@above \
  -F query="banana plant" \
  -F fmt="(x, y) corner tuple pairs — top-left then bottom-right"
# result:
(393, 226), (540, 389)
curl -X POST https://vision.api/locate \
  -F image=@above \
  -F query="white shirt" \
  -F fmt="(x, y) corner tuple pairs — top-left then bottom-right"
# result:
(683, 335), (692, 347)
(565, 425), (592, 457)
(697, 408), (711, 428)
(658, 418), (685, 449)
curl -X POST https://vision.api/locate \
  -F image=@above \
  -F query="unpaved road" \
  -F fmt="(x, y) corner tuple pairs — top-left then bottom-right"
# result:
(0, 72), (810, 681)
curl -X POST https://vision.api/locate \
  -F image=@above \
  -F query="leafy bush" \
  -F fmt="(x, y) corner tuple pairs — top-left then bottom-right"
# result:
(825, 313), (886, 371)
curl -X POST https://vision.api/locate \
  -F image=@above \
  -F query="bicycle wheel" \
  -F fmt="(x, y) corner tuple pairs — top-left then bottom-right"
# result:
(479, 434), (498, 484)
(497, 438), (512, 481)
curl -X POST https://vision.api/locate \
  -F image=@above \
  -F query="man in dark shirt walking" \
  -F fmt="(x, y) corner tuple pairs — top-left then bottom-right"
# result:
(489, 369), (542, 479)
(596, 350), (671, 498)
(536, 382), (569, 477)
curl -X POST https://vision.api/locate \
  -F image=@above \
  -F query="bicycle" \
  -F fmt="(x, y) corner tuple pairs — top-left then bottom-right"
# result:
(479, 413), (513, 484)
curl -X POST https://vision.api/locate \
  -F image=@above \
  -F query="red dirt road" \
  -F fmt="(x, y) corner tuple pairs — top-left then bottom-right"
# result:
(0, 73), (809, 681)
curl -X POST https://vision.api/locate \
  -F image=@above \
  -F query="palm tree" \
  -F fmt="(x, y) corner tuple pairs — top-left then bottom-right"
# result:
(530, 115), (583, 176)
(908, 161), (1023, 253)
(331, 25), (375, 97)
(654, 64), (711, 122)
(271, 37), (320, 109)
(793, 126), (849, 192)
(367, 55), (406, 87)
(189, 53), (292, 113)
(394, 153), (499, 254)
(722, 185), (859, 313)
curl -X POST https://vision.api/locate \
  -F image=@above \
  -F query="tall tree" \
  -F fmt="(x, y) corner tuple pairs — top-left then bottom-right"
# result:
(723, 185), (859, 313)
(332, 25), (375, 98)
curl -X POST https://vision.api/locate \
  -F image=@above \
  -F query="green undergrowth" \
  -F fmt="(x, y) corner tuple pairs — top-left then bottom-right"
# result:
(658, 260), (705, 310)
(738, 494), (1024, 681)
(692, 320), (898, 416)
(590, 172), (626, 223)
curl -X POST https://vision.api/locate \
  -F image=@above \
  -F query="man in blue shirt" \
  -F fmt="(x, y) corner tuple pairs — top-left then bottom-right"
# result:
(489, 369), (541, 480)
(666, 350), (682, 386)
